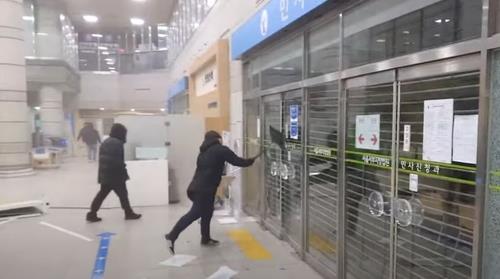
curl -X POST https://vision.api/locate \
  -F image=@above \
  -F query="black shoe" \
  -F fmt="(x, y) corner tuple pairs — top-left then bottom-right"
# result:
(165, 234), (175, 255)
(86, 212), (102, 223)
(201, 239), (220, 246)
(125, 213), (142, 220)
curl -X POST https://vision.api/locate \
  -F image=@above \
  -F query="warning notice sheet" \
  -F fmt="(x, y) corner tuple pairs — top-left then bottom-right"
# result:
(423, 99), (454, 164)
(355, 114), (380, 151)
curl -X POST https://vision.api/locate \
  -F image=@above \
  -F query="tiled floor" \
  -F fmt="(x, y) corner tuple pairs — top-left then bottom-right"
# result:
(0, 159), (323, 279)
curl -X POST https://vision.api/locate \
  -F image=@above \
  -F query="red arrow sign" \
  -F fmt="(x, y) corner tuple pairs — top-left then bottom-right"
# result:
(358, 134), (365, 144)
(371, 134), (378, 145)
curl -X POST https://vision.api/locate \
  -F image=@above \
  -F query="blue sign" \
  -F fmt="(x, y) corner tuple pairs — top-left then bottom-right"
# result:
(290, 104), (299, 140)
(91, 232), (115, 279)
(168, 76), (188, 99)
(231, 0), (328, 59)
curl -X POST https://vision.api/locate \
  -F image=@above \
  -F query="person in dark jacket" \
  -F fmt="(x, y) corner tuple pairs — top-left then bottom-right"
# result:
(86, 123), (141, 222)
(165, 131), (256, 254)
(77, 122), (101, 161)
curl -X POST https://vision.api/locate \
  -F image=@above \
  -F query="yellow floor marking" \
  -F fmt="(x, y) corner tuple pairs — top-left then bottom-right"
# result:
(227, 229), (273, 260)
(309, 233), (336, 255)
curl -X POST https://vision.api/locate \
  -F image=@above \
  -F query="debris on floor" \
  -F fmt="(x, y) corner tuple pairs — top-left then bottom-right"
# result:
(159, 254), (197, 267)
(206, 265), (238, 279)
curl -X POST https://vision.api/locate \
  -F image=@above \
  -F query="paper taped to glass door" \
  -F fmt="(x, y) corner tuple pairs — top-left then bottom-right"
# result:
(355, 114), (380, 150)
(422, 99), (454, 164)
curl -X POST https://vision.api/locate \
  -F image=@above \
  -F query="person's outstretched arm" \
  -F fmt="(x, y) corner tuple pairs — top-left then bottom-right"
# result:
(222, 146), (254, 167)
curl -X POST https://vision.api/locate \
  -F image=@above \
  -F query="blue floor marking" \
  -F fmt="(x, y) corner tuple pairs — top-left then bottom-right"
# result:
(91, 232), (115, 279)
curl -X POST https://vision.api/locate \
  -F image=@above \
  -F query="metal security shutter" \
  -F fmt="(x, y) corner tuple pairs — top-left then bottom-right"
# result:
(282, 93), (304, 249)
(306, 83), (339, 274)
(344, 83), (395, 279)
(263, 97), (283, 237)
(395, 73), (479, 279)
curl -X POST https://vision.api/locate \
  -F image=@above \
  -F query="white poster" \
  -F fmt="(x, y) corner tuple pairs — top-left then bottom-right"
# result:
(453, 115), (478, 164)
(423, 99), (454, 164)
(403, 125), (411, 152)
(355, 114), (380, 151)
(409, 174), (419, 192)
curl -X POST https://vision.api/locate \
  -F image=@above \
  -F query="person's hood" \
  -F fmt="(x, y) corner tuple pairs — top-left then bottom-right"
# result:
(199, 130), (221, 152)
(109, 123), (127, 143)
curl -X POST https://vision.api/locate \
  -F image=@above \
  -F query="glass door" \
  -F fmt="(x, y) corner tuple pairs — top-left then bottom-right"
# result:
(395, 70), (479, 279)
(261, 91), (304, 250)
(343, 71), (396, 279)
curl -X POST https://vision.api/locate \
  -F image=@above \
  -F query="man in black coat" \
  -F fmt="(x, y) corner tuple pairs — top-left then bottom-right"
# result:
(86, 123), (141, 222)
(77, 122), (101, 162)
(165, 131), (256, 254)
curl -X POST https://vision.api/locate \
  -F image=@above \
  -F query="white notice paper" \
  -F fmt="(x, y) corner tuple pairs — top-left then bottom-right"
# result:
(206, 266), (238, 279)
(403, 125), (411, 152)
(453, 115), (478, 164)
(409, 174), (419, 192)
(159, 255), (197, 267)
(423, 99), (454, 163)
(355, 114), (380, 151)
(256, 118), (261, 138)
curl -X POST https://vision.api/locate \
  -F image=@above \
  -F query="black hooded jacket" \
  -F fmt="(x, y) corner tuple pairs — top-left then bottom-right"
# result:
(98, 124), (129, 185)
(188, 131), (255, 195)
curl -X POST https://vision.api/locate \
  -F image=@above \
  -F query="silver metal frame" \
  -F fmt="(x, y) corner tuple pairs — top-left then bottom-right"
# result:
(239, 0), (500, 278)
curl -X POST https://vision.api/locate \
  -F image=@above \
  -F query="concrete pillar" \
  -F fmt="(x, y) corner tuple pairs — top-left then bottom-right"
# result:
(40, 87), (64, 138)
(0, 0), (33, 175)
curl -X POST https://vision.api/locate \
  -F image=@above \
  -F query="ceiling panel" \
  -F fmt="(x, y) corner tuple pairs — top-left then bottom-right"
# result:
(62, 0), (176, 32)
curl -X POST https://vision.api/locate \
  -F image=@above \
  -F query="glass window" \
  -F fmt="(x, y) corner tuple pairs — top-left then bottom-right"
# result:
(309, 20), (340, 77)
(394, 11), (421, 56)
(343, 0), (482, 69)
(257, 36), (303, 90)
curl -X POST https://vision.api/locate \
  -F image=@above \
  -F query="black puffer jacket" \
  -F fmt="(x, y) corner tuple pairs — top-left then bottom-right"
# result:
(98, 124), (129, 185)
(188, 131), (255, 195)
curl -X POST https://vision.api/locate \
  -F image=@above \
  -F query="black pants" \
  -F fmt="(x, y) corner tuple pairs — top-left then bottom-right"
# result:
(168, 190), (215, 242)
(90, 183), (133, 214)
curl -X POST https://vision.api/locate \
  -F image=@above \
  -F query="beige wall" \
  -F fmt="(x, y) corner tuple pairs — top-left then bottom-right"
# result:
(188, 39), (230, 133)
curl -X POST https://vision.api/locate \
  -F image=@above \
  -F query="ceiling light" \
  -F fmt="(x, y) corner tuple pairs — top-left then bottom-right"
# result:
(445, 18), (451, 23)
(132, 0), (146, 2)
(160, 108), (166, 112)
(34, 106), (41, 110)
(376, 39), (386, 43)
(98, 46), (108, 50)
(158, 34), (167, 38)
(435, 19), (442, 24)
(99, 108), (105, 111)
(37, 32), (49, 36)
(106, 61), (115, 65)
(402, 30), (410, 35)
(91, 33), (103, 38)
(434, 33), (441, 38)
(101, 51), (110, 55)
(130, 17), (145, 26)
(83, 15), (98, 23)
(23, 16), (34, 21)
(60, 14), (65, 21)
(131, 108), (136, 112)
(108, 67), (116, 70)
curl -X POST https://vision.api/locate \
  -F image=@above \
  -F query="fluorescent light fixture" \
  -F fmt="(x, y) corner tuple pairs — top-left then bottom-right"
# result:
(130, 108), (136, 112)
(91, 33), (103, 38)
(160, 108), (166, 112)
(158, 34), (167, 38)
(402, 30), (410, 35)
(99, 108), (105, 111)
(98, 46), (108, 50)
(108, 67), (116, 70)
(23, 16), (35, 21)
(60, 14), (65, 21)
(101, 51), (110, 55)
(158, 47), (168, 51)
(37, 32), (49, 36)
(132, 0), (147, 2)
(34, 106), (41, 110)
(445, 18), (451, 23)
(435, 19), (442, 24)
(376, 39), (386, 43)
(130, 17), (145, 26)
(83, 15), (98, 23)
(106, 61), (115, 65)
(434, 33), (441, 37)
